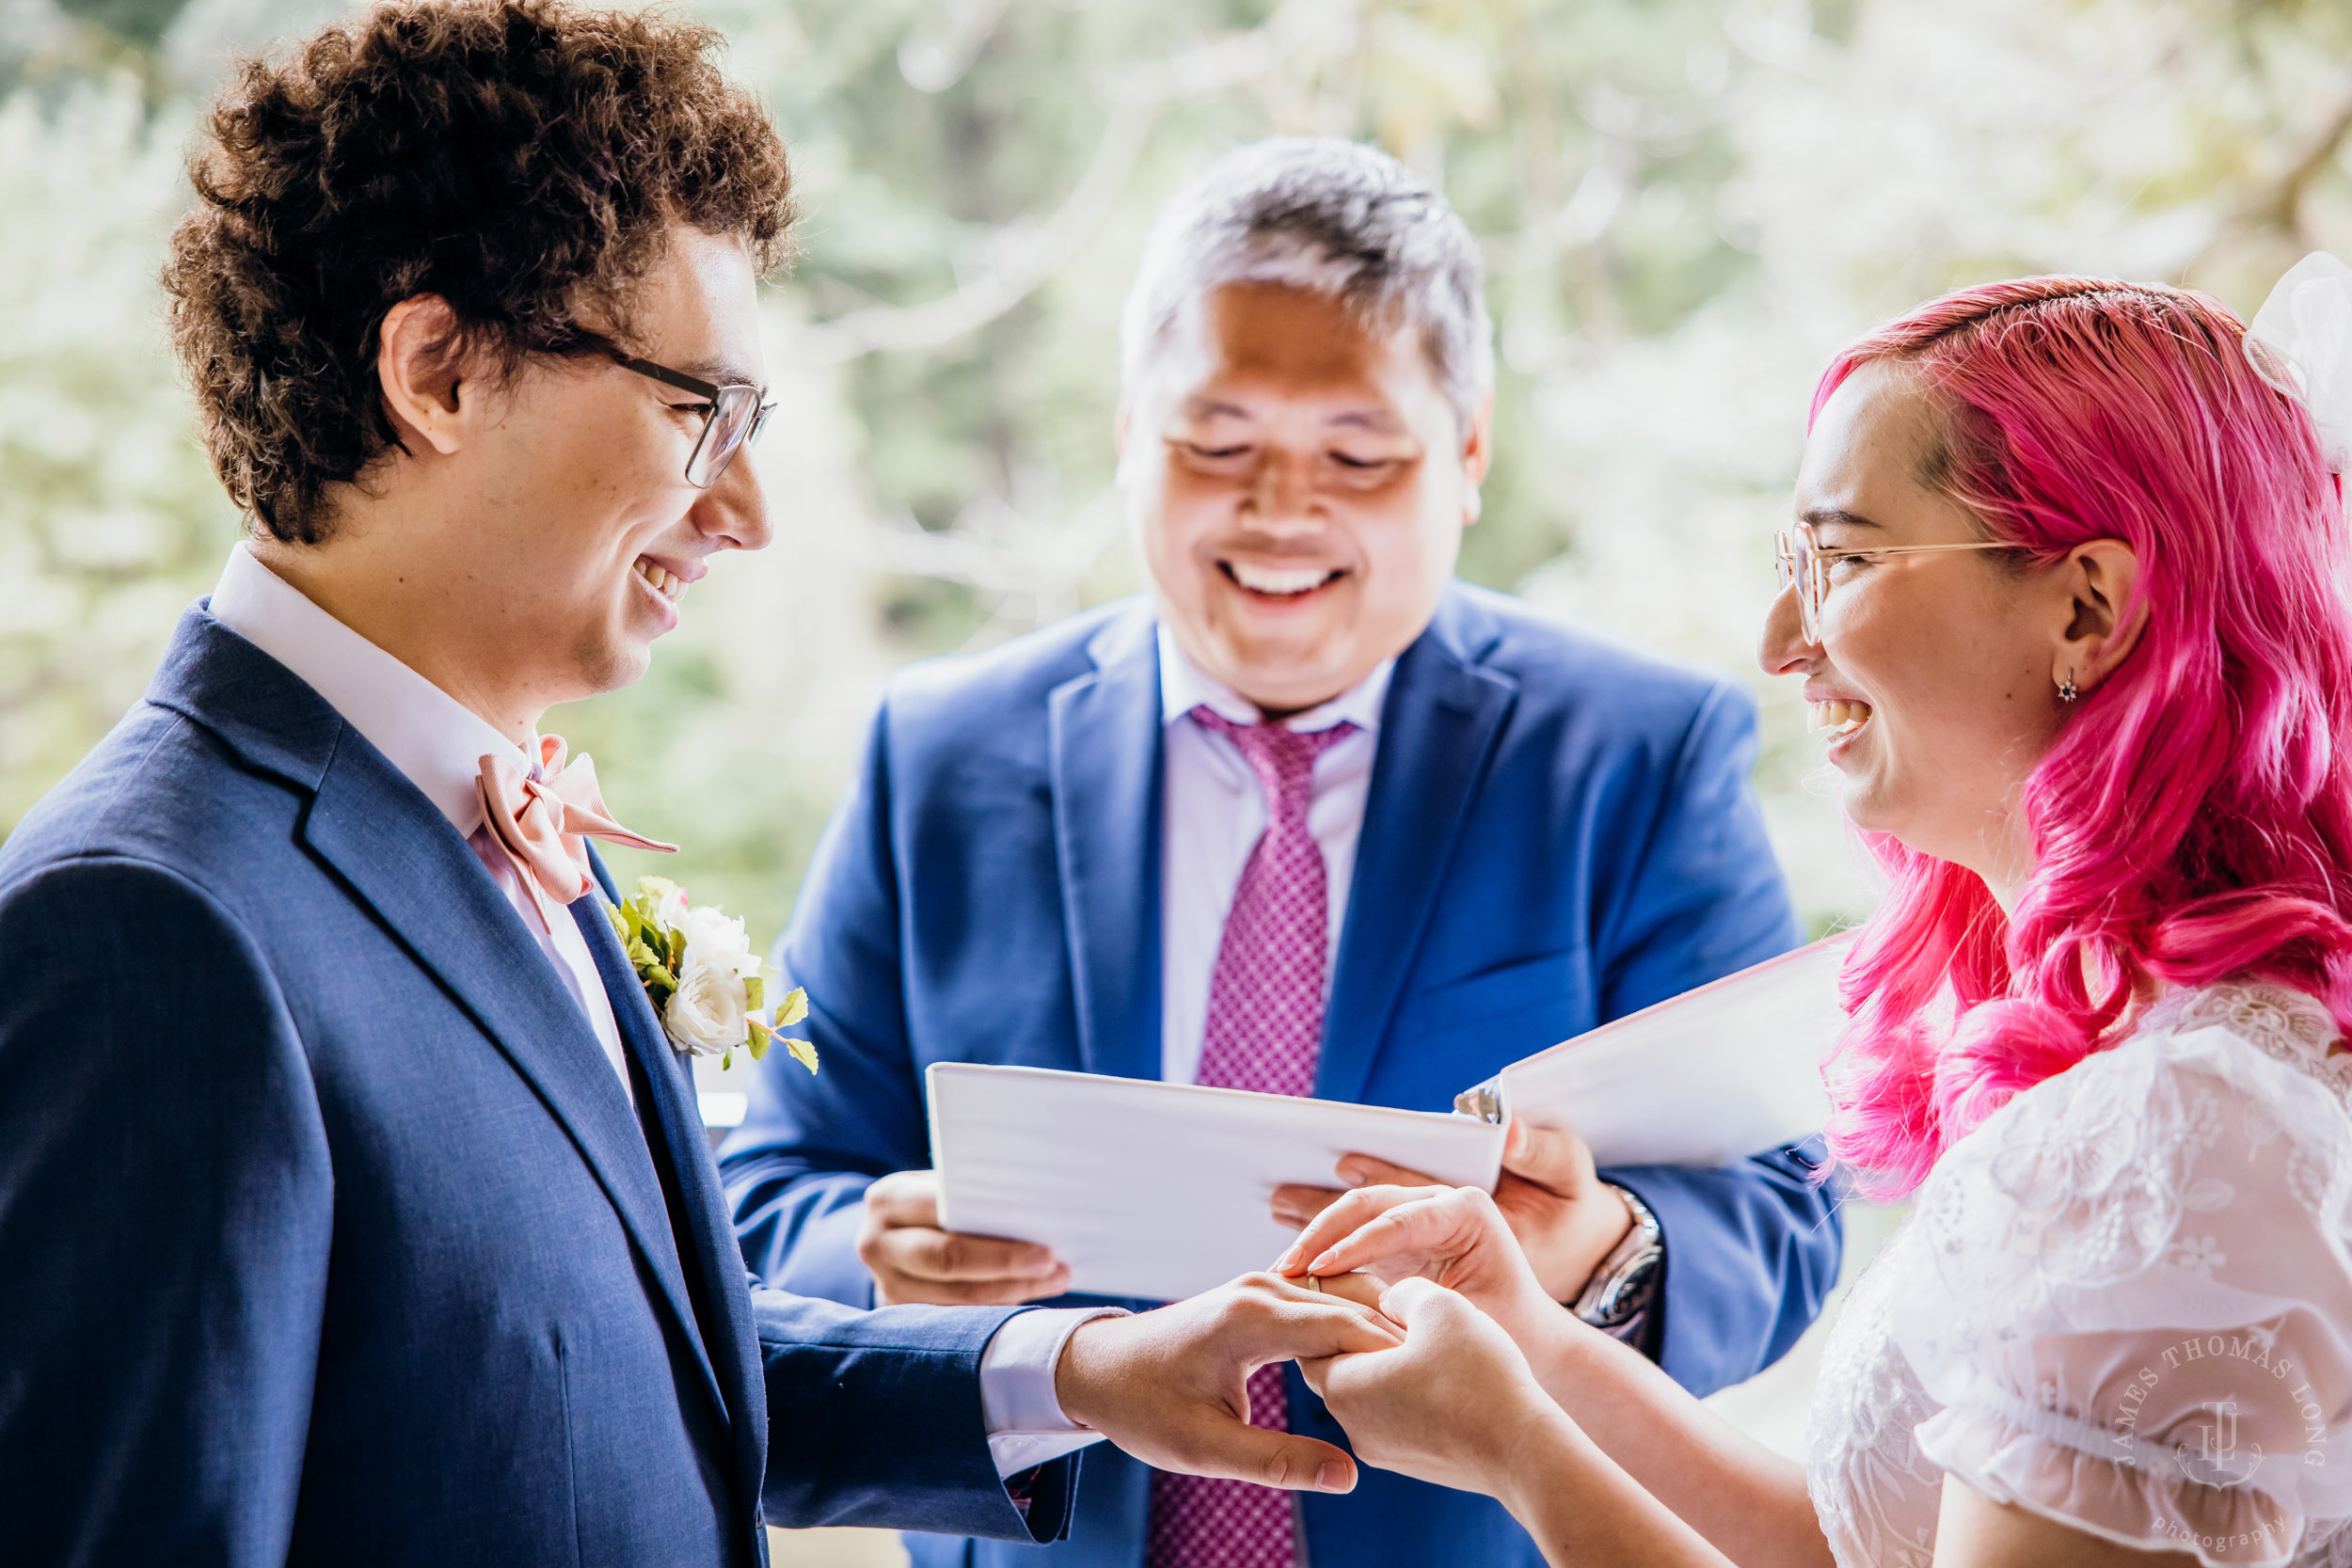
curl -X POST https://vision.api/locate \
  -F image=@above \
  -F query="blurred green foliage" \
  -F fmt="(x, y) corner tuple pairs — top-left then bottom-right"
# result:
(6, 0), (2352, 959)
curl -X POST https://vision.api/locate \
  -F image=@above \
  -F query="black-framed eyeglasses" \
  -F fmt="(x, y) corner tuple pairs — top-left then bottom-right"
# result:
(602, 348), (775, 488)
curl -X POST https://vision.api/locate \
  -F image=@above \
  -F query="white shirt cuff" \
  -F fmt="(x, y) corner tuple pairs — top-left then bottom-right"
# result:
(977, 1306), (1125, 1477)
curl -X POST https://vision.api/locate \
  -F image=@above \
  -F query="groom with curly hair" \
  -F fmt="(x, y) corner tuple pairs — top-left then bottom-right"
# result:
(0, 6), (1405, 1565)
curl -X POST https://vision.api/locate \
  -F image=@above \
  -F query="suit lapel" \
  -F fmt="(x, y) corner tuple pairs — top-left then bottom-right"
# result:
(569, 871), (765, 1495)
(1047, 607), (1165, 1082)
(153, 611), (747, 1481)
(1319, 590), (1518, 1105)
(296, 722), (724, 1420)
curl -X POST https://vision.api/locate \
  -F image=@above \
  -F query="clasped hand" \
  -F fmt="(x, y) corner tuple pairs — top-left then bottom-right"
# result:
(1270, 1117), (1629, 1338)
(1060, 1192), (1570, 1508)
(859, 1169), (1406, 1494)
(856, 1125), (1609, 1500)
(1056, 1272), (1404, 1493)
(1269, 1159), (1604, 1505)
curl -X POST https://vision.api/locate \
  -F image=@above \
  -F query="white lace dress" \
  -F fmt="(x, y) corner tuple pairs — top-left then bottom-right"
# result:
(1805, 984), (2352, 1567)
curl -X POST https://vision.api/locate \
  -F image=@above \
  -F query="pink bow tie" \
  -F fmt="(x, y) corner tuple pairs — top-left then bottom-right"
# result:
(477, 735), (675, 930)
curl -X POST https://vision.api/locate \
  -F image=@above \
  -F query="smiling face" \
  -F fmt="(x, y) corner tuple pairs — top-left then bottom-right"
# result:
(1120, 282), (1488, 716)
(264, 224), (773, 737)
(470, 225), (771, 705)
(1758, 360), (2067, 892)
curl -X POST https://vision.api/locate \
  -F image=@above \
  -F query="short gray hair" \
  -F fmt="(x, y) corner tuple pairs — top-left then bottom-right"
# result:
(1120, 137), (1495, 433)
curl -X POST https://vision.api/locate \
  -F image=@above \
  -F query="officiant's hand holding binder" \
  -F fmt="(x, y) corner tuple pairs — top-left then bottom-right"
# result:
(926, 936), (1852, 1302)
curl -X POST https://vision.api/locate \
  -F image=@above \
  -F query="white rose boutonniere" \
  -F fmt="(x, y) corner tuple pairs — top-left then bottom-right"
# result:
(608, 876), (817, 1073)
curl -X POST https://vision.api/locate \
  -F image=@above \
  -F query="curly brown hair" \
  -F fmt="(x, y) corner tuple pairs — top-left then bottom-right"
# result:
(163, 0), (795, 544)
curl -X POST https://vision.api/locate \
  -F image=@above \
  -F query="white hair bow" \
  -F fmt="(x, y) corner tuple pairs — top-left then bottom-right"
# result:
(2246, 251), (2352, 475)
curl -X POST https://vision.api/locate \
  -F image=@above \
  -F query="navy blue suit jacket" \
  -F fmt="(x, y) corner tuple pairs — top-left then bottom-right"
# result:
(0, 610), (1074, 1567)
(721, 585), (1843, 1568)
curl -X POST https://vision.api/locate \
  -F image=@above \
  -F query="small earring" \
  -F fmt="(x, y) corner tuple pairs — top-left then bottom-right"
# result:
(2058, 673), (2080, 703)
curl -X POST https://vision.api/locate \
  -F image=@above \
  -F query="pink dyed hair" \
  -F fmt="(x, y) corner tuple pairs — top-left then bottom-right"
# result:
(1812, 276), (2352, 1197)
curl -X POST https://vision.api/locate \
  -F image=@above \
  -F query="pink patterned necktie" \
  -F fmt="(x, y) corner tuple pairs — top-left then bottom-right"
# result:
(1148, 706), (1356, 1568)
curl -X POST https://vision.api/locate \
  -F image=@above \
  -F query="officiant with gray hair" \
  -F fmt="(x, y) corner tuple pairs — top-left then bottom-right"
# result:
(722, 136), (1841, 1568)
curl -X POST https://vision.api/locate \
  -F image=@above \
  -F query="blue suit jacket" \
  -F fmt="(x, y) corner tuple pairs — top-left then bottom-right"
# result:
(0, 610), (1074, 1567)
(721, 585), (1843, 1568)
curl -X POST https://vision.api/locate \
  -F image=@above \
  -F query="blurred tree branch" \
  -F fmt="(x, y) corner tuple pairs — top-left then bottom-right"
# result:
(2249, 78), (2352, 241)
(797, 90), (1156, 364)
(797, 0), (1359, 365)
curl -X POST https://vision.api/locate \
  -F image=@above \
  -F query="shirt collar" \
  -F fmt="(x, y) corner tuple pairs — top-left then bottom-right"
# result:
(1155, 622), (1393, 736)
(206, 542), (531, 837)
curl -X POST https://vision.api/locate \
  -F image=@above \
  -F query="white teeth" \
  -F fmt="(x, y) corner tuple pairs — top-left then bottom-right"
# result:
(1808, 698), (1873, 736)
(635, 559), (686, 602)
(1228, 562), (1339, 595)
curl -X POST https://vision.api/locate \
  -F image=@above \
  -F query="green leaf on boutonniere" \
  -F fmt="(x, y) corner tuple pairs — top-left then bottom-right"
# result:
(775, 986), (809, 1029)
(744, 974), (764, 1014)
(743, 1018), (818, 1073)
(612, 878), (691, 1016)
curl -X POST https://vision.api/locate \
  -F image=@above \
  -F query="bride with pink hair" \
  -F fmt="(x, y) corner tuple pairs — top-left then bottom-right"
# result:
(1277, 261), (2352, 1567)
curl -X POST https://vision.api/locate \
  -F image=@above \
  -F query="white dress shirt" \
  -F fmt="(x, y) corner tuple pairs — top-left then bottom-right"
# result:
(206, 544), (1102, 1478)
(1157, 625), (1393, 1085)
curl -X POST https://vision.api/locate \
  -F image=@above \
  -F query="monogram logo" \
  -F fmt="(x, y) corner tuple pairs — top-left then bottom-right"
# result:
(2175, 1395), (2266, 1487)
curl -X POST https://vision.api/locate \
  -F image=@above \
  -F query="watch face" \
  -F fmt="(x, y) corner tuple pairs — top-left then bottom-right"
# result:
(1575, 1249), (1662, 1328)
(1573, 1183), (1664, 1327)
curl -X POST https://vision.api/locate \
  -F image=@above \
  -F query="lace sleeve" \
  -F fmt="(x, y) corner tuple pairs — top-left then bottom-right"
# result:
(1888, 987), (2352, 1567)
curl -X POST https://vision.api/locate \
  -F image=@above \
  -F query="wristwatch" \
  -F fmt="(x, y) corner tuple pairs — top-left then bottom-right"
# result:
(1570, 1183), (1662, 1334)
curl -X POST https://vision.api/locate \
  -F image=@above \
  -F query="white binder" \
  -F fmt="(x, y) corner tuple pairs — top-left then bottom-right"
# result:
(1453, 934), (1852, 1167)
(924, 936), (1851, 1301)
(927, 1063), (1502, 1302)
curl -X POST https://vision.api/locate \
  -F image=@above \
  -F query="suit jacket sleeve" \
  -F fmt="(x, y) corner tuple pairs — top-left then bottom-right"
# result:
(721, 703), (920, 1306)
(1588, 683), (1845, 1398)
(0, 857), (333, 1568)
(755, 1291), (1078, 1540)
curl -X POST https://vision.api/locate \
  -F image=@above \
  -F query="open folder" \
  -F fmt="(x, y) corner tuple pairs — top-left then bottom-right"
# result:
(927, 935), (1852, 1301)
(1452, 933), (1852, 1166)
(928, 1064), (1503, 1303)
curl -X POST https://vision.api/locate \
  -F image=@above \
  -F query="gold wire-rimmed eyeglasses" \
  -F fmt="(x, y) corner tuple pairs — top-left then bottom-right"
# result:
(1773, 519), (2017, 642)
